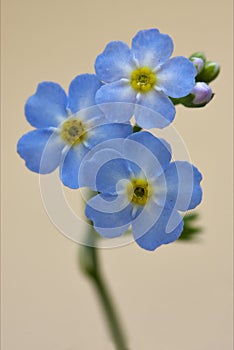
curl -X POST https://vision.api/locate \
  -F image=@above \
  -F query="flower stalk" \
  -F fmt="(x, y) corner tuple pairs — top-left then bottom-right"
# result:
(79, 226), (129, 350)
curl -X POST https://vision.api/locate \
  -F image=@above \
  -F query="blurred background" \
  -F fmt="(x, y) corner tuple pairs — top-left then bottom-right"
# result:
(2, 0), (233, 349)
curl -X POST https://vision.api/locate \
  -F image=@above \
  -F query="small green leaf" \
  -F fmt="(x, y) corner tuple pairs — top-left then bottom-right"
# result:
(178, 212), (203, 241)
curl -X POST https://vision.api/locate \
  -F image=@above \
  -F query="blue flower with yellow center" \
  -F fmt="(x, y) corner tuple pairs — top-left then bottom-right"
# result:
(81, 131), (202, 251)
(17, 74), (132, 189)
(95, 28), (196, 129)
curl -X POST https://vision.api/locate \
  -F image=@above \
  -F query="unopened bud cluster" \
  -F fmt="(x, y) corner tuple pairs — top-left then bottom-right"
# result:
(172, 52), (220, 108)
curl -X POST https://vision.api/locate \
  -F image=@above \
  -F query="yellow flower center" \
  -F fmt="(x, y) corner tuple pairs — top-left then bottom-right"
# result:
(128, 178), (152, 205)
(61, 118), (87, 146)
(130, 67), (156, 93)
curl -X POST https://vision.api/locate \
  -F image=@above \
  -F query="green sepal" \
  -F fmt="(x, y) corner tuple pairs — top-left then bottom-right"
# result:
(170, 97), (181, 105)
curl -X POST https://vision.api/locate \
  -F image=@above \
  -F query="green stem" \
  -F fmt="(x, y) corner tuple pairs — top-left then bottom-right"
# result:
(79, 226), (129, 350)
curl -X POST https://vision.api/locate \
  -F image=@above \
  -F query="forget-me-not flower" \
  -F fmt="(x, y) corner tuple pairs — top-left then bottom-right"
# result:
(17, 74), (132, 189)
(95, 29), (196, 129)
(81, 131), (202, 251)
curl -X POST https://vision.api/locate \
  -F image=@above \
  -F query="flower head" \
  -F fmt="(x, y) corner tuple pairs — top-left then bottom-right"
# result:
(95, 29), (196, 129)
(81, 131), (202, 251)
(17, 74), (132, 189)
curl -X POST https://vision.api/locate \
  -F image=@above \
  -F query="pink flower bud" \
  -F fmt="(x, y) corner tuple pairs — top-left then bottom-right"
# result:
(190, 57), (204, 74)
(192, 82), (213, 105)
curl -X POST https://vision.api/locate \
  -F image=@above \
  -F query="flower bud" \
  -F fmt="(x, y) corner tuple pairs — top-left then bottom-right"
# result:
(189, 51), (206, 63)
(190, 57), (204, 74)
(196, 61), (220, 83)
(191, 82), (213, 105)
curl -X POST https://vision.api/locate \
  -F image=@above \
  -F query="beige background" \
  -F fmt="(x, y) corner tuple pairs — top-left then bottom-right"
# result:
(2, 0), (233, 349)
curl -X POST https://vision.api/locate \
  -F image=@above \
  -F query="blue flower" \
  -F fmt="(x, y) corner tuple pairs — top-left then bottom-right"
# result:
(17, 74), (133, 189)
(82, 131), (202, 251)
(95, 29), (196, 129)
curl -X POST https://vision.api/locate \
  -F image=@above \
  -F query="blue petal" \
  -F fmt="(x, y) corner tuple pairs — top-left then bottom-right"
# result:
(60, 144), (88, 189)
(156, 161), (203, 211)
(95, 41), (136, 82)
(79, 130), (133, 190)
(95, 158), (132, 194)
(85, 193), (132, 238)
(25, 82), (68, 128)
(68, 74), (103, 114)
(17, 129), (65, 173)
(135, 90), (175, 128)
(131, 29), (174, 69)
(132, 202), (183, 251)
(79, 148), (123, 190)
(124, 131), (172, 179)
(156, 57), (196, 98)
(95, 80), (136, 122)
(85, 123), (133, 149)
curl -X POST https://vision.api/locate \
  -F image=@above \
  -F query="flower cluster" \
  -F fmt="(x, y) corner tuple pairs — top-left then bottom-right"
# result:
(17, 28), (219, 250)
